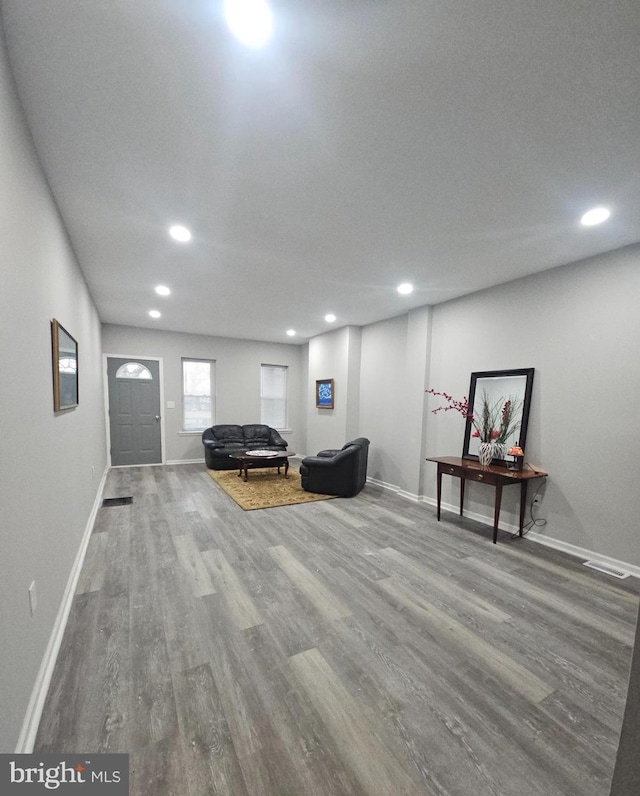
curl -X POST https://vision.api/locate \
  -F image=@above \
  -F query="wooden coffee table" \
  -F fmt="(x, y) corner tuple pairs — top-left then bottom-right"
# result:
(230, 450), (296, 482)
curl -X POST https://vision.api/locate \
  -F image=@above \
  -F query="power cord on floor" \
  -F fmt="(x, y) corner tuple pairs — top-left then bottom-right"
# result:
(511, 482), (547, 539)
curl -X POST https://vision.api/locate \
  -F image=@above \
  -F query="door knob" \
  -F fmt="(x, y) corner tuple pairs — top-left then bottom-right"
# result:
(155, 415), (160, 422)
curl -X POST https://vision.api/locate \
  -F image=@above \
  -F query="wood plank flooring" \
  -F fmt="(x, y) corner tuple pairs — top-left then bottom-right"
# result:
(34, 464), (640, 796)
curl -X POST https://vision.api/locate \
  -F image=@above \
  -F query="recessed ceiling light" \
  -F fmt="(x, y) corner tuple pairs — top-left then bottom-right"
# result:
(286, 329), (296, 337)
(324, 314), (336, 323)
(224, 0), (273, 48)
(149, 310), (161, 319)
(155, 285), (171, 296)
(168, 224), (192, 242)
(581, 207), (610, 226)
(397, 283), (413, 295)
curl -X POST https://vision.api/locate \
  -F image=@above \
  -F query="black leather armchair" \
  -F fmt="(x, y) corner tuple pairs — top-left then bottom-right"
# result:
(202, 424), (287, 469)
(299, 438), (370, 497)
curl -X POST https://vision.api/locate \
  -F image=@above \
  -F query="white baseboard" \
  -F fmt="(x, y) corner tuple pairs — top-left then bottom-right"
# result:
(366, 476), (421, 503)
(422, 495), (502, 528)
(167, 457), (305, 467)
(421, 496), (640, 580)
(111, 460), (204, 467)
(15, 465), (109, 753)
(524, 531), (640, 580)
(109, 462), (164, 468)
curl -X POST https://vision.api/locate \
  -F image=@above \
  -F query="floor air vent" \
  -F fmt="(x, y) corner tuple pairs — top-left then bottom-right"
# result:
(102, 496), (133, 507)
(582, 560), (629, 579)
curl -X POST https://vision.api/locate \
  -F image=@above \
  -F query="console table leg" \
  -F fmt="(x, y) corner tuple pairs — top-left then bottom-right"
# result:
(493, 483), (503, 544)
(459, 478), (465, 516)
(436, 469), (442, 521)
(519, 481), (528, 537)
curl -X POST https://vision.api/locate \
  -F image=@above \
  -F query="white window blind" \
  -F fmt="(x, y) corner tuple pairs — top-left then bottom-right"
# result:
(261, 365), (287, 429)
(182, 359), (215, 431)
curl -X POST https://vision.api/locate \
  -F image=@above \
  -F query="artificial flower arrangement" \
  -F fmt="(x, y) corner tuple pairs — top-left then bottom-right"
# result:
(426, 388), (521, 446)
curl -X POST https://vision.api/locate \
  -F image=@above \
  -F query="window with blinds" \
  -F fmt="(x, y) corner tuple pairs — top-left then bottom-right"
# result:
(182, 358), (215, 431)
(260, 364), (287, 429)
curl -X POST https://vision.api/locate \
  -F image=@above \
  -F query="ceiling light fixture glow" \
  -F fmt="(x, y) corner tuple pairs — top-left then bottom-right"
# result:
(155, 285), (171, 296)
(324, 314), (336, 323)
(286, 329), (296, 337)
(168, 224), (192, 242)
(224, 0), (273, 48)
(397, 282), (413, 295)
(581, 206), (610, 226)
(149, 310), (161, 319)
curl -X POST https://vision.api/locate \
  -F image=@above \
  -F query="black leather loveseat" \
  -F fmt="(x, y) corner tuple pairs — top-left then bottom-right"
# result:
(202, 424), (287, 469)
(299, 437), (370, 497)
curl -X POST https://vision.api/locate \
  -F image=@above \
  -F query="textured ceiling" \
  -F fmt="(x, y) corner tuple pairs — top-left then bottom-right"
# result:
(3, 0), (639, 343)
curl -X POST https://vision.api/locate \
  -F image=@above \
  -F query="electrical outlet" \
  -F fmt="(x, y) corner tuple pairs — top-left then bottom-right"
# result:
(28, 581), (37, 617)
(532, 495), (541, 506)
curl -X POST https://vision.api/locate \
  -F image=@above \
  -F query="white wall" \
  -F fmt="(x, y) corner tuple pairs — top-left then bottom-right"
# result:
(304, 247), (640, 570)
(101, 324), (306, 462)
(358, 307), (431, 497)
(359, 315), (410, 488)
(0, 27), (106, 751)
(425, 245), (640, 566)
(306, 326), (362, 455)
(307, 307), (431, 498)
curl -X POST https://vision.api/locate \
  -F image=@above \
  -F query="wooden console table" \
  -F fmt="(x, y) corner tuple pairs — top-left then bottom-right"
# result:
(426, 456), (548, 543)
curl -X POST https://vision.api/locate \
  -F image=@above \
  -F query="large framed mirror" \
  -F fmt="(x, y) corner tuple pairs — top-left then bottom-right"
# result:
(51, 318), (78, 411)
(462, 368), (534, 464)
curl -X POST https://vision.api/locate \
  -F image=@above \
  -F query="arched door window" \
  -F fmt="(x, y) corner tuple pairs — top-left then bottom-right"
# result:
(115, 362), (153, 380)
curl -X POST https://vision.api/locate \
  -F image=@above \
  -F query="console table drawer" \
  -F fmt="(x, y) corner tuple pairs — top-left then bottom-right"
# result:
(464, 469), (501, 486)
(441, 464), (499, 485)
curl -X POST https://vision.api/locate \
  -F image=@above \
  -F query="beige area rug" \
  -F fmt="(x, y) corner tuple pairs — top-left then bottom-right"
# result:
(206, 466), (335, 511)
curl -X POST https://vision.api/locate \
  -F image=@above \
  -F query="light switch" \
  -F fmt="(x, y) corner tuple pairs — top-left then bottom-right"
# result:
(167, 401), (175, 409)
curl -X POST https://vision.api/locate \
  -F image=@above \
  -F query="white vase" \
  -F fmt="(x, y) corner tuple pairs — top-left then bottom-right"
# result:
(477, 441), (495, 466)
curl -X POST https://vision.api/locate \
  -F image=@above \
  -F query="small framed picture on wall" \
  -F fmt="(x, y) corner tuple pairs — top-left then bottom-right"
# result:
(316, 378), (334, 409)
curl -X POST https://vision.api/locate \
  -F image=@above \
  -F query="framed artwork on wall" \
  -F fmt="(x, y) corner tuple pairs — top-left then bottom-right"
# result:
(316, 378), (334, 409)
(51, 318), (78, 411)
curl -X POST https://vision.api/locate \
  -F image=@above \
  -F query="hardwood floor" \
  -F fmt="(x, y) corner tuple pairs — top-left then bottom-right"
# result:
(35, 464), (640, 796)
